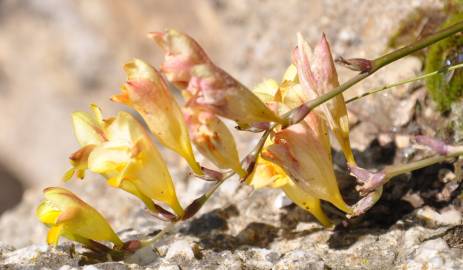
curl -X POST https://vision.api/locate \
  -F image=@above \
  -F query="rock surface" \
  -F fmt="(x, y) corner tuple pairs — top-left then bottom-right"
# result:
(1, 0), (462, 269)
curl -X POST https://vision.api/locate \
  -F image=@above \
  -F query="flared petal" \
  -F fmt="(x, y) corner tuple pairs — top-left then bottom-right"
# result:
(47, 225), (63, 246)
(71, 105), (107, 147)
(63, 144), (96, 181)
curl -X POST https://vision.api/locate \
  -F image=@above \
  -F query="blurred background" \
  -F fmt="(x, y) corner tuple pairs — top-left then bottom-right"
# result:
(0, 0), (442, 247)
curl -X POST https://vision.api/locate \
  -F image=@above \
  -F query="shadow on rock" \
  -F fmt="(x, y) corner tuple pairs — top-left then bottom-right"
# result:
(0, 161), (25, 215)
(327, 137), (463, 250)
(181, 205), (280, 252)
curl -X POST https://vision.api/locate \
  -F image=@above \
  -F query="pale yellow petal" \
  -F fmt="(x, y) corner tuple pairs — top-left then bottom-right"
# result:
(47, 225), (63, 246)
(40, 187), (123, 247)
(71, 106), (106, 147)
(252, 79), (280, 103)
(88, 144), (131, 174)
(246, 156), (289, 189)
(281, 181), (332, 227)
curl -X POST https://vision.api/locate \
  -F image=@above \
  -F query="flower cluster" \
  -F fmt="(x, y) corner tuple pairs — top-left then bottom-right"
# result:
(37, 29), (357, 251)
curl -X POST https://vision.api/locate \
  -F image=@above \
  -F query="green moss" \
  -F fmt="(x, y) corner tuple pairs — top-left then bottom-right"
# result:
(424, 13), (463, 111)
(387, 7), (446, 57)
(387, 1), (463, 111)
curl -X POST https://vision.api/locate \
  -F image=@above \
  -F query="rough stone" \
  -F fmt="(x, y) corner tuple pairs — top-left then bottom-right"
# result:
(1, 1), (461, 270)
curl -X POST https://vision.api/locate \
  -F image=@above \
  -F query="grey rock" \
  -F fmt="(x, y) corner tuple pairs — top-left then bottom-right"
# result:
(0, 244), (78, 269)
(1, 1), (461, 270)
(273, 250), (325, 270)
(165, 240), (195, 261)
(400, 238), (463, 270)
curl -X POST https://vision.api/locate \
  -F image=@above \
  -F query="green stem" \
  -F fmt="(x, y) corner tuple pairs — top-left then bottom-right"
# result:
(384, 148), (463, 179)
(284, 20), (463, 123)
(353, 146), (463, 195)
(347, 63), (463, 103)
(372, 20), (463, 70)
(140, 222), (177, 247)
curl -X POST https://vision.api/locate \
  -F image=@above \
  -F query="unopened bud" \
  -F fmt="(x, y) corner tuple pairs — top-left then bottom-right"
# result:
(335, 57), (373, 73)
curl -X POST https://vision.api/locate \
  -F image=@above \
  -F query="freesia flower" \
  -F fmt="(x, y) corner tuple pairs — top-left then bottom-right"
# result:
(65, 106), (184, 217)
(245, 66), (351, 223)
(36, 187), (123, 248)
(113, 59), (202, 175)
(294, 33), (355, 165)
(247, 155), (332, 226)
(184, 107), (246, 178)
(262, 114), (351, 213)
(150, 29), (283, 128)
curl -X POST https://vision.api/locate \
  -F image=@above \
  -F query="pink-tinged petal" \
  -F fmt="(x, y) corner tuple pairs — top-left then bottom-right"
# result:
(295, 33), (355, 165)
(148, 30), (210, 89)
(184, 108), (245, 177)
(187, 64), (283, 127)
(262, 113), (351, 213)
(115, 59), (202, 175)
(151, 29), (283, 127)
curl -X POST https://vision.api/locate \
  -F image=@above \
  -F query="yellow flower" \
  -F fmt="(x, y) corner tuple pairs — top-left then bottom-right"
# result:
(63, 104), (108, 181)
(184, 108), (246, 178)
(88, 111), (185, 217)
(36, 187), (123, 248)
(247, 145), (332, 227)
(261, 114), (351, 213)
(150, 29), (283, 128)
(295, 33), (355, 165)
(66, 106), (184, 217)
(113, 59), (202, 175)
(248, 67), (351, 215)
